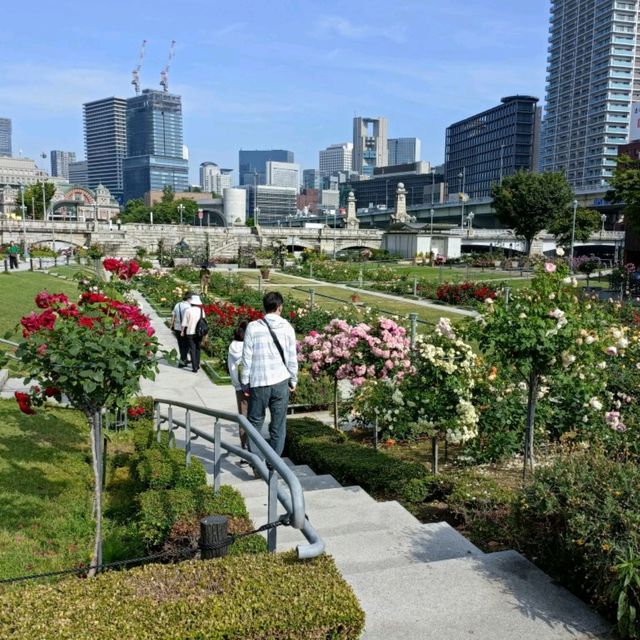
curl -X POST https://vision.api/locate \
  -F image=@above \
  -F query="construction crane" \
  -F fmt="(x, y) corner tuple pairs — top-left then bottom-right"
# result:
(159, 40), (176, 92)
(131, 39), (147, 95)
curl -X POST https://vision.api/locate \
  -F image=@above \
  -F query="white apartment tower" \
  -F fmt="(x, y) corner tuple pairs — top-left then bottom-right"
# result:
(540, 0), (640, 189)
(199, 162), (232, 194)
(265, 160), (300, 190)
(319, 142), (353, 176)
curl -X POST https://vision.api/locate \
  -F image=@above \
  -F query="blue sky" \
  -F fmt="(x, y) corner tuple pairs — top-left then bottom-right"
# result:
(0, 0), (550, 184)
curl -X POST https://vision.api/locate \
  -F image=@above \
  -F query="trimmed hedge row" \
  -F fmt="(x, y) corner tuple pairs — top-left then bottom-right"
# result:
(284, 417), (432, 503)
(0, 552), (365, 640)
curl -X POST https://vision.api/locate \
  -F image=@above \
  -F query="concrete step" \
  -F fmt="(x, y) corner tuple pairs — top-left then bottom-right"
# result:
(234, 473), (342, 500)
(346, 550), (611, 640)
(278, 521), (482, 575)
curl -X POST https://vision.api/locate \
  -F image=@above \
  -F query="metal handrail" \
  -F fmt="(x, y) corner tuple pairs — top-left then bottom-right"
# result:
(153, 397), (325, 560)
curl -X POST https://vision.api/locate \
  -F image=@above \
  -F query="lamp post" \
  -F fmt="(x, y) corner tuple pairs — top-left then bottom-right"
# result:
(20, 187), (27, 258)
(41, 180), (47, 222)
(177, 203), (184, 225)
(331, 209), (337, 260)
(430, 208), (435, 235)
(600, 213), (606, 238)
(458, 167), (466, 232)
(467, 211), (475, 238)
(150, 209), (154, 225)
(570, 199), (578, 272)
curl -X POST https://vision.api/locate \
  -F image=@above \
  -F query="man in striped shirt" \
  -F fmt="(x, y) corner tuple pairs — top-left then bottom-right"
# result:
(241, 291), (298, 456)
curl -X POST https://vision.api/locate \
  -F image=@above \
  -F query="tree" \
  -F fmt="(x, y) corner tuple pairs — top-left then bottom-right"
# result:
(607, 155), (640, 230)
(491, 171), (574, 254)
(122, 198), (149, 223)
(16, 281), (162, 575)
(547, 206), (600, 246)
(161, 185), (175, 203)
(22, 182), (56, 220)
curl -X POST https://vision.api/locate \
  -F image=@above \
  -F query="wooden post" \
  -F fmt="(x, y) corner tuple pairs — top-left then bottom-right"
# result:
(431, 436), (439, 474)
(3, 259), (7, 272)
(200, 515), (229, 559)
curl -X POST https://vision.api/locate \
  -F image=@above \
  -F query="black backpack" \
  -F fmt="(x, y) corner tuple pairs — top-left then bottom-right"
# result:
(195, 308), (209, 339)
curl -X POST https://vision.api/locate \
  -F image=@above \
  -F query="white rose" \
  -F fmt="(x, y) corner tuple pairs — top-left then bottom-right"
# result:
(556, 247), (565, 257)
(589, 397), (603, 411)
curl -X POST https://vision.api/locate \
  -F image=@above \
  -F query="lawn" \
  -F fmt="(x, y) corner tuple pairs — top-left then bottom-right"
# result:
(0, 400), (95, 579)
(0, 272), (79, 340)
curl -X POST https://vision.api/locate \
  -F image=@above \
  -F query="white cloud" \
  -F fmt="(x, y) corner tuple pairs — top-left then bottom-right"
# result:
(317, 16), (406, 43)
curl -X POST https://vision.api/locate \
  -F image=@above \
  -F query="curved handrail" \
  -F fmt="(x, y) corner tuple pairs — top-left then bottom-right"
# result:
(153, 397), (325, 559)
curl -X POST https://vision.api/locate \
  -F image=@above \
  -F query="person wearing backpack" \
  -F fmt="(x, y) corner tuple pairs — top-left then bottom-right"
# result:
(181, 293), (207, 373)
(241, 291), (297, 456)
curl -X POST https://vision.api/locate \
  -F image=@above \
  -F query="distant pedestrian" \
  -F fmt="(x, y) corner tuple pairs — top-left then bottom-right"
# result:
(181, 293), (206, 373)
(241, 291), (298, 456)
(8, 242), (19, 269)
(108, 218), (113, 231)
(228, 320), (249, 452)
(171, 290), (194, 368)
(199, 265), (210, 297)
(116, 217), (122, 230)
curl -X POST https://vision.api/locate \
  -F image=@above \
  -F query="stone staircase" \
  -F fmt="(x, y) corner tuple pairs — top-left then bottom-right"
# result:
(219, 456), (612, 640)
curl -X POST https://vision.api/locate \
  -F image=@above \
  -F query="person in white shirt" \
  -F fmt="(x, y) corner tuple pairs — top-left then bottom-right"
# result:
(228, 320), (249, 453)
(171, 291), (194, 368)
(181, 294), (206, 373)
(241, 291), (297, 456)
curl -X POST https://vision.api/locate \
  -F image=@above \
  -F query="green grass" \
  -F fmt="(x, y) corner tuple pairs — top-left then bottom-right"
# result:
(0, 400), (95, 579)
(0, 272), (79, 340)
(47, 264), (95, 279)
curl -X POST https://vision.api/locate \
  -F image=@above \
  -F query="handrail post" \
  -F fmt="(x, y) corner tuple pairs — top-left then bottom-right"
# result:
(155, 402), (162, 443)
(213, 418), (221, 493)
(185, 409), (192, 466)
(166, 405), (173, 445)
(267, 466), (278, 552)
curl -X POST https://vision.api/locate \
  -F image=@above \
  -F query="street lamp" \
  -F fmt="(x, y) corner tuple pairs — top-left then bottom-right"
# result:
(570, 199), (578, 272)
(19, 186), (27, 258)
(467, 211), (475, 238)
(458, 167), (466, 232)
(150, 209), (154, 225)
(430, 208), (435, 235)
(177, 203), (184, 225)
(331, 209), (337, 260)
(600, 213), (607, 237)
(41, 180), (47, 222)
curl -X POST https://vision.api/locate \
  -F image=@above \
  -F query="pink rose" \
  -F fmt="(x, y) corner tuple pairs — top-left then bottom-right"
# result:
(544, 262), (556, 273)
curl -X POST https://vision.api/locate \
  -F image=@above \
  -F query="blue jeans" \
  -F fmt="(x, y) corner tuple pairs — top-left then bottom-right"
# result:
(247, 379), (290, 456)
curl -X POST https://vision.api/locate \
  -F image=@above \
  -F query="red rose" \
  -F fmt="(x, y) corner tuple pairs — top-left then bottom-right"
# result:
(14, 391), (36, 415)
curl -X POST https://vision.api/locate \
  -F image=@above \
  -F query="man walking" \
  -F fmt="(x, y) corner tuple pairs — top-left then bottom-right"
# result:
(241, 291), (297, 456)
(171, 290), (193, 368)
(181, 293), (206, 373)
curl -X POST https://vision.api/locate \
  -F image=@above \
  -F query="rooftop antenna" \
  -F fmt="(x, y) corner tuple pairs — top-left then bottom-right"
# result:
(131, 39), (147, 95)
(159, 40), (176, 92)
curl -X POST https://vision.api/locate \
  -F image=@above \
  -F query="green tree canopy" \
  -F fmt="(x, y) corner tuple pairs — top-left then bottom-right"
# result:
(491, 171), (574, 254)
(21, 182), (56, 220)
(121, 195), (199, 224)
(606, 155), (640, 230)
(546, 206), (600, 246)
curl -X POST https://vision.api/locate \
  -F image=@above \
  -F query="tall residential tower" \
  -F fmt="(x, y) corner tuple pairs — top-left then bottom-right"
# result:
(540, 0), (640, 189)
(50, 150), (77, 180)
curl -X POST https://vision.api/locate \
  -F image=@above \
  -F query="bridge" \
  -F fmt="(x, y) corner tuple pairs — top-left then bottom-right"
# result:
(0, 220), (385, 260)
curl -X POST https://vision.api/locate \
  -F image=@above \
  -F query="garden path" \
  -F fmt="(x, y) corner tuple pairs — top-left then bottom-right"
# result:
(134, 292), (612, 640)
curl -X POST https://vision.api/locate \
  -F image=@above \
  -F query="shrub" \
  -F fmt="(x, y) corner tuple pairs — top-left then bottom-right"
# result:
(513, 451), (640, 637)
(0, 553), (364, 640)
(138, 485), (248, 546)
(285, 417), (431, 503)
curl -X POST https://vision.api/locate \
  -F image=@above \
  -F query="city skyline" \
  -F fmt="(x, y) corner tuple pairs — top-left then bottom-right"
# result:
(0, 1), (549, 184)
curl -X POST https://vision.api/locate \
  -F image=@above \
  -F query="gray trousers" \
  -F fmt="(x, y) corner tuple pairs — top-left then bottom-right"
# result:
(247, 379), (290, 456)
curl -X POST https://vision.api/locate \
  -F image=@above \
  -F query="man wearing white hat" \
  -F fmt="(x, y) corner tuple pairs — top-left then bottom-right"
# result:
(181, 294), (206, 373)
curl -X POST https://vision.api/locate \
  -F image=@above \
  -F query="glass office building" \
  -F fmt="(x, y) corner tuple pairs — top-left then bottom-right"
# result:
(540, 0), (640, 189)
(123, 89), (188, 203)
(445, 96), (541, 199)
(238, 150), (294, 186)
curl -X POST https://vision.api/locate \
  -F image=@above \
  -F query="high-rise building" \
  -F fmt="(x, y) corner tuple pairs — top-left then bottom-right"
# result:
(199, 162), (233, 194)
(122, 89), (189, 203)
(245, 185), (297, 222)
(303, 169), (322, 190)
(319, 142), (353, 176)
(238, 149), (294, 186)
(0, 118), (11, 157)
(388, 138), (421, 165)
(69, 160), (89, 186)
(83, 97), (127, 199)
(540, 1), (640, 189)
(50, 150), (77, 180)
(445, 95), (541, 199)
(266, 160), (300, 190)
(353, 117), (388, 177)
(0, 156), (48, 187)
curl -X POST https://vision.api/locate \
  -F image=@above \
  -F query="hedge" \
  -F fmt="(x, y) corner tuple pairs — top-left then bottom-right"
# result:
(284, 417), (433, 503)
(0, 552), (365, 640)
(513, 451), (640, 638)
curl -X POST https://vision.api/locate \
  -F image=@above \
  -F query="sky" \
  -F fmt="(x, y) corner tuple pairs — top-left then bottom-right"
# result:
(0, 0), (551, 185)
